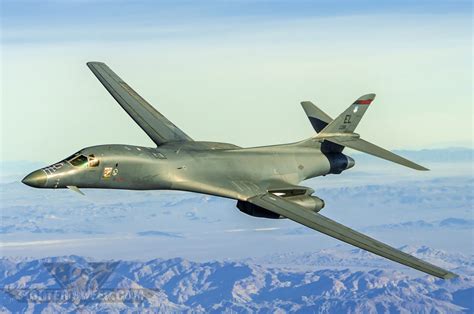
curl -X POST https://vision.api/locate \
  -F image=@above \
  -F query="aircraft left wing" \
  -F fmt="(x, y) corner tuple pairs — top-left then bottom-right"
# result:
(248, 193), (457, 279)
(87, 62), (192, 146)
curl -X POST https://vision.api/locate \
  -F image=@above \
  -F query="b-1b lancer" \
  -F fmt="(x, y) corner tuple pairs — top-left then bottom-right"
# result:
(23, 62), (457, 279)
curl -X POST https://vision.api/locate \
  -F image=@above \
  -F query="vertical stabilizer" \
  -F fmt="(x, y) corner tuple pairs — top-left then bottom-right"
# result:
(319, 93), (375, 135)
(301, 101), (333, 133)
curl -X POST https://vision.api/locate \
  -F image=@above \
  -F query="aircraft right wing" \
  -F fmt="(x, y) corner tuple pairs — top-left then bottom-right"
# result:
(87, 62), (192, 146)
(248, 192), (457, 279)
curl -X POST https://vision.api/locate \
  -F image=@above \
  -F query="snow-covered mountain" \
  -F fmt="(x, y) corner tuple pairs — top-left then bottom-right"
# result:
(1, 247), (473, 313)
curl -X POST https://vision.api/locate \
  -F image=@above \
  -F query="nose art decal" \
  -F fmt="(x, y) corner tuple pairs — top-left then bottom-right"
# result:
(103, 167), (113, 179)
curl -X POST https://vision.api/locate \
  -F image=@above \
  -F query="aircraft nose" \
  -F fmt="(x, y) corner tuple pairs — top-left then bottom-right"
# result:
(346, 156), (355, 169)
(22, 170), (48, 188)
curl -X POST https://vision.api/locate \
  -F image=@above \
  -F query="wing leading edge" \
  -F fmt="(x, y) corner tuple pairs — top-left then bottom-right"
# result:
(248, 193), (457, 279)
(87, 62), (192, 146)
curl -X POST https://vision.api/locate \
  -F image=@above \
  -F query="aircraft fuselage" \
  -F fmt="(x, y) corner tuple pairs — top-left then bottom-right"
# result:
(22, 141), (354, 200)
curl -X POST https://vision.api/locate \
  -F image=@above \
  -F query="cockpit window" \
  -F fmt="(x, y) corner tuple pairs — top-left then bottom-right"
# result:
(69, 154), (88, 167)
(65, 153), (79, 161)
(88, 154), (100, 167)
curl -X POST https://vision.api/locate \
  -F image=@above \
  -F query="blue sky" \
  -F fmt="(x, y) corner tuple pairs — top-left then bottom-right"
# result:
(2, 1), (471, 25)
(2, 1), (471, 42)
(1, 0), (472, 161)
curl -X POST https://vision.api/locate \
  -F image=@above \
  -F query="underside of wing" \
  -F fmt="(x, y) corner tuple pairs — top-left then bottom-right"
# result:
(248, 193), (457, 279)
(87, 62), (192, 146)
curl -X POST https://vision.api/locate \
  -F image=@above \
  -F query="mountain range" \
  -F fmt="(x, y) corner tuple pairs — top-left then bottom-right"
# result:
(1, 245), (473, 313)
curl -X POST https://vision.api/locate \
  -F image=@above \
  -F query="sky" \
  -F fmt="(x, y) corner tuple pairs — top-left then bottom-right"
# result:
(1, 0), (472, 162)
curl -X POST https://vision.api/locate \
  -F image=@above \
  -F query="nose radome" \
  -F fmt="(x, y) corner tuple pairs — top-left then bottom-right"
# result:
(22, 170), (47, 188)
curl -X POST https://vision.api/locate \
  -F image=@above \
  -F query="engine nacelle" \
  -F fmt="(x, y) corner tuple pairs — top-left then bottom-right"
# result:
(325, 153), (355, 174)
(236, 200), (284, 219)
(237, 194), (325, 219)
(284, 195), (325, 213)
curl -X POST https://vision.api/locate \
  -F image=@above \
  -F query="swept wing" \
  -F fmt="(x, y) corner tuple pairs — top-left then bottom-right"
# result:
(247, 192), (457, 279)
(87, 62), (192, 146)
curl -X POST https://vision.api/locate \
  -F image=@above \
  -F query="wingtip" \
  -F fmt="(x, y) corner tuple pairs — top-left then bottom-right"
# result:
(86, 61), (105, 67)
(443, 272), (459, 280)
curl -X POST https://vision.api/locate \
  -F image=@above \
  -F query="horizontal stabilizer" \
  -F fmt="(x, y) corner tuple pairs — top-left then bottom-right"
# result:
(328, 138), (429, 171)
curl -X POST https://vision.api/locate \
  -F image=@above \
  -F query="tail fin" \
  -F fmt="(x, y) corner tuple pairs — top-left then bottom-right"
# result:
(320, 93), (375, 135)
(301, 101), (344, 153)
(301, 101), (333, 133)
(300, 94), (429, 171)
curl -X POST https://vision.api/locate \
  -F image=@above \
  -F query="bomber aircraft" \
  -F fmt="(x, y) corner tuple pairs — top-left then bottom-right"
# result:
(23, 62), (457, 279)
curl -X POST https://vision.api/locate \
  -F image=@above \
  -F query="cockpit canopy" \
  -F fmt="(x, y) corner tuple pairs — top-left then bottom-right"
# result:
(66, 153), (100, 168)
